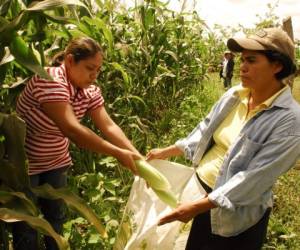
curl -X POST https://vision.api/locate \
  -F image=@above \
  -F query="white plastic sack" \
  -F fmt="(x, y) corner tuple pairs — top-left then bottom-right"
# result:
(114, 159), (206, 250)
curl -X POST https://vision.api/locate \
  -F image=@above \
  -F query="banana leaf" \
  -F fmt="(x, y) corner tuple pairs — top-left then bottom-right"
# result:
(0, 208), (69, 250)
(32, 184), (108, 238)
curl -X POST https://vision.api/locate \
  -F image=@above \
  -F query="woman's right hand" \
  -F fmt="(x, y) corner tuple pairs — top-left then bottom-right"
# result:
(146, 145), (183, 161)
(117, 148), (143, 175)
(146, 148), (168, 161)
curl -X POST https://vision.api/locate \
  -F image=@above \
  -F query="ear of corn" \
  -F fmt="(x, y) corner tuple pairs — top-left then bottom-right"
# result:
(135, 160), (171, 191)
(152, 188), (178, 208)
(135, 160), (178, 208)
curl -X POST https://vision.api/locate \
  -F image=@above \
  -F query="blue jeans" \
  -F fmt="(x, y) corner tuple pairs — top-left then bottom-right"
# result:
(12, 166), (69, 250)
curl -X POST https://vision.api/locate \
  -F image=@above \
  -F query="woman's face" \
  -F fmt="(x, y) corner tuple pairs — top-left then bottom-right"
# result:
(66, 51), (103, 88)
(239, 50), (282, 90)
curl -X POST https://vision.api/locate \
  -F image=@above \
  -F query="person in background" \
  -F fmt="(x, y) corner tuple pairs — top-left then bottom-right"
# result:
(14, 37), (142, 250)
(147, 27), (299, 250)
(219, 50), (235, 89)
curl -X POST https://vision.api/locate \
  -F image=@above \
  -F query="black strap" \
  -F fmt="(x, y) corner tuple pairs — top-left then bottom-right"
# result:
(196, 172), (212, 194)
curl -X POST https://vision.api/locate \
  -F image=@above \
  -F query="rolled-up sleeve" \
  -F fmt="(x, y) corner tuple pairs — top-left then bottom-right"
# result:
(175, 114), (213, 160)
(208, 135), (300, 211)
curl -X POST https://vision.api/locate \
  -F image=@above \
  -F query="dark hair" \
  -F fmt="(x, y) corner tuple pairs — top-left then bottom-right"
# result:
(51, 37), (103, 66)
(260, 50), (297, 80)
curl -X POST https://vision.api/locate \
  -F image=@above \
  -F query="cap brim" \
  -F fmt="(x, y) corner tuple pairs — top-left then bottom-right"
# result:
(227, 38), (266, 52)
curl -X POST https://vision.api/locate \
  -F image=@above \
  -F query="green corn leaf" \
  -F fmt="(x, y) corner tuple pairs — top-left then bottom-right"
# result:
(69, 29), (89, 39)
(9, 35), (51, 79)
(127, 95), (147, 107)
(144, 8), (155, 30)
(0, 0), (12, 16)
(0, 64), (7, 83)
(0, 190), (39, 216)
(32, 184), (108, 238)
(26, 0), (88, 12)
(41, 12), (73, 24)
(2, 77), (29, 89)
(0, 160), (22, 189)
(0, 0), (90, 43)
(0, 47), (14, 66)
(0, 12), (29, 42)
(0, 208), (69, 250)
(165, 50), (178, 62)
(0, 113), (30, 190)
(83, 16), (114, 52)
(0, 140), (5, 159)
(110, 62), (131, 89)
(0, 190), (14, 204)
(75, 21), (93, 37)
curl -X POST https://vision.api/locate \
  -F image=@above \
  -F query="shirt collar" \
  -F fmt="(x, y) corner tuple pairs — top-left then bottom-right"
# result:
(234, 83), (290, 110)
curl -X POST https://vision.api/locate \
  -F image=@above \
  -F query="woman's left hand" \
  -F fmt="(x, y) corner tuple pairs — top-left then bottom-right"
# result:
(158, 197), (216, 226)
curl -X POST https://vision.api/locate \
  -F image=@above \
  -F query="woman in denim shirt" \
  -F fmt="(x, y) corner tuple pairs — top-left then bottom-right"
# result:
(147, 28), (299, 250)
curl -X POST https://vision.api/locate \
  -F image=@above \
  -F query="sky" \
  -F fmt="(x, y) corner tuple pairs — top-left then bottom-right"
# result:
(122, 0), (300, 40)
(168, 0), (300, 40)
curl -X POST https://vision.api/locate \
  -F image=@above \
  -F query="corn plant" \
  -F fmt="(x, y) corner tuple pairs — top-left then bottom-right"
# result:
(0, 0), (231, 248)
(0, 113), (108, 249)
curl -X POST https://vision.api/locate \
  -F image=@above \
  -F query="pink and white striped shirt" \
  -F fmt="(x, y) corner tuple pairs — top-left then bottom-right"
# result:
(16, 64), (104, 175)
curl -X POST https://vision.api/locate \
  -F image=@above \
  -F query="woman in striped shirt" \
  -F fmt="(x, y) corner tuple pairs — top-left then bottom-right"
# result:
(14, 37), (142, 250)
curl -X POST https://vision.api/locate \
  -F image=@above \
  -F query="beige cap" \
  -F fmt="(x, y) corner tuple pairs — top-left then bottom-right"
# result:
(227, 28), (295, 62)
(224, 50), (233, 55)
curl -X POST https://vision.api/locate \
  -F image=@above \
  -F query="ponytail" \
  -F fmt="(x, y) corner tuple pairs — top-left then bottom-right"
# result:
(50, 37), (103, 67)
(51, 51), (65, 66)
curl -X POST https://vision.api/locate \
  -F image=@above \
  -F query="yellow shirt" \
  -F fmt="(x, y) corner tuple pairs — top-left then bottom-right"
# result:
(197, 85), (288, 188)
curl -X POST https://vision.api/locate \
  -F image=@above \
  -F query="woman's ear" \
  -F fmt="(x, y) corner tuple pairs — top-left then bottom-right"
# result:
(273, 61), (283, 75)
(64, 54), (74, 67)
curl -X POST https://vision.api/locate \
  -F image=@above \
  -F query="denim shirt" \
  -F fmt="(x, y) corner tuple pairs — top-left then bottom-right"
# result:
(175, 85), (300, 236)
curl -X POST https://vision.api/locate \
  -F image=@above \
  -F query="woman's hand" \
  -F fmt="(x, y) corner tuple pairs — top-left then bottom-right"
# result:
(117, 148), (143, 175)
(158, 197), (216, 225)
(146, 148), (168, 160)
(146, 145), (183, 161)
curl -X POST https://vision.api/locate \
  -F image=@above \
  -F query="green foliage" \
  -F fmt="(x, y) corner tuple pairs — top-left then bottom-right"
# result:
(0, 112), (108, 249)
(32, 184), (107, 238)
(0, 0), (91, 80)
(66, 171), (130, 249)
(262, 169), (300, 250)
(0, 208), (69, 249)
(1, 0), (299, 249)
(0, 113), (29, 190)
